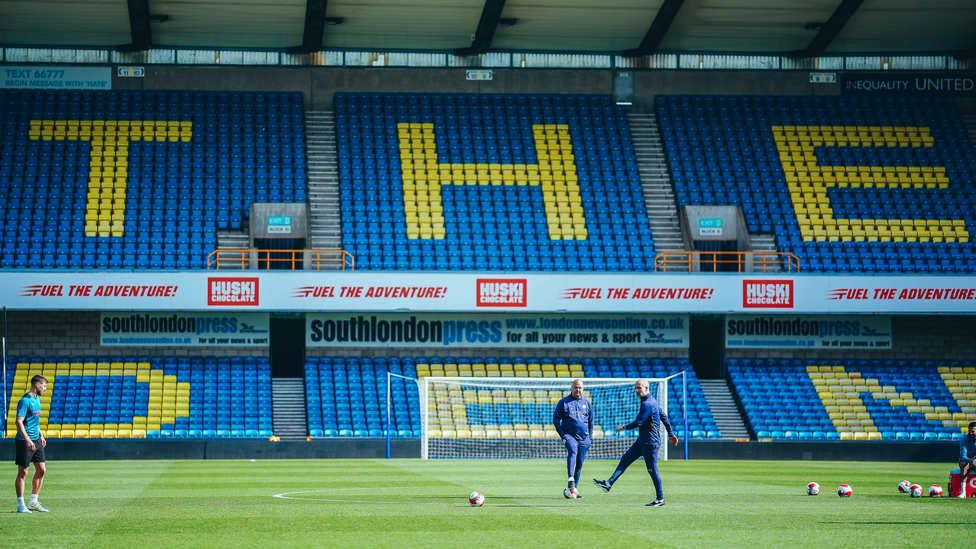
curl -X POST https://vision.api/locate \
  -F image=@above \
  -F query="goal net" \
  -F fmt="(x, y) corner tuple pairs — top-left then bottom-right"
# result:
(418, 377), (671, 461)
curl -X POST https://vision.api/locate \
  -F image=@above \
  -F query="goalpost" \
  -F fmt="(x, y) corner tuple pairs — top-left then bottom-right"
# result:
(416, 376), (683, 461)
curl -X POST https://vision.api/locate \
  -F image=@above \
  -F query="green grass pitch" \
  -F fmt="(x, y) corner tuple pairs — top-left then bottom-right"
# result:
(0, 458), (970, 548)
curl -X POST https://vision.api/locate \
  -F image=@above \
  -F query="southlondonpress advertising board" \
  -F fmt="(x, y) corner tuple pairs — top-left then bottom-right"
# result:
(100, 311), (270, 347)
(306, 313), (689, 348)
(725, 315), (892, 349)
(5, 272), (976, 314)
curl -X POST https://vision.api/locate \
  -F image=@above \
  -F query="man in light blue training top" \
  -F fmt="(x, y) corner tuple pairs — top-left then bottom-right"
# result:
(553, 378), (593, 497)
(594, 379), (678, 507)
(14, 374), (49, 513)
(958, 421), (976, 499)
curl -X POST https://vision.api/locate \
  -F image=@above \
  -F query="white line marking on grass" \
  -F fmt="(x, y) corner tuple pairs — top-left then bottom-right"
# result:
(273, 485), (573, 506)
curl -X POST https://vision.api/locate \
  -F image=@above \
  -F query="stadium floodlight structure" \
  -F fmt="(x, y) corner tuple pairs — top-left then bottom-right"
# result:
(410, 375), (686, 461)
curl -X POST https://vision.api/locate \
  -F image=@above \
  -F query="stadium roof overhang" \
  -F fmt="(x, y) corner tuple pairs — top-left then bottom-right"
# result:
(0, 0), (974, 58)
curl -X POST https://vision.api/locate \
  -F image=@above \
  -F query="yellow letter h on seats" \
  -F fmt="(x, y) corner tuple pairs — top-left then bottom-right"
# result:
(398, 123), (588, 241)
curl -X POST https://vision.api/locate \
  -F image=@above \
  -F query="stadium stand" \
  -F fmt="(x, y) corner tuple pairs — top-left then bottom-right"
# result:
(0, 90), (306, 269)
(658, 95), (976, 272)
(305, 356), (717, 439)
(730, 358), (976, 441)
(4, 356), (273, 438)
(335, 92), (653, 271)
(305, 357), (417, 438)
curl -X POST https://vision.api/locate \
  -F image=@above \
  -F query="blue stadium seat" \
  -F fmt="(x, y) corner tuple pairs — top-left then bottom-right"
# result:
(335, 92), (652, 272)
(6, 355), (273, 440)
(303, 356), (714, 440)
(0, 90), (306, 271)
(731, 358), (973, 441)
(658, 94), (975, 273)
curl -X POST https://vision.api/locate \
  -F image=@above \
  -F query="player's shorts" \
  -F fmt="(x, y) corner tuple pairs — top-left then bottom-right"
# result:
(961, 459), (975, 470)
(14, 438), (45, 468)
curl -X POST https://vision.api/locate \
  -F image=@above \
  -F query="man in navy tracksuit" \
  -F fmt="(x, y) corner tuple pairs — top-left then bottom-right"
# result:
(958, 421), (976, 498)
(553, 379), (593, 497)
(594, 379), (679, 507)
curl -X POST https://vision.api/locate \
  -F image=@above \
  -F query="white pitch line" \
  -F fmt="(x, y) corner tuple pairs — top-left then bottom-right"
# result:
(272, 484), (575, 506)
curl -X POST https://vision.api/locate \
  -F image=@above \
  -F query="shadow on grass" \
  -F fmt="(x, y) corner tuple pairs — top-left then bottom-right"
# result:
(487, 504), (575, 508)
(284, 495), (577, 507)
(429, 495), (584, 507)
(822, 522), (971, 525)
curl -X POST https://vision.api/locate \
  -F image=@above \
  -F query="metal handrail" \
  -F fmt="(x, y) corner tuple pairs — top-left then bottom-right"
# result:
(206, 249), (355, 270)
(654, 251), (800, 273)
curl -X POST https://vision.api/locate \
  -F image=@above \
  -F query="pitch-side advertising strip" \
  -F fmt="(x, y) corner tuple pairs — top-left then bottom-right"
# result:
(306, 313), (689, 348)
(4, 272), (976, 314)
(99, 312), (270, 347)
(725, 315), (892, 349)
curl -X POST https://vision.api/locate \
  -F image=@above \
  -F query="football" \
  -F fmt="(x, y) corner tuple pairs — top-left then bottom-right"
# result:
(563, 487), (578, 499)
(909, 484), (923, 498)
(898, 480), (912, 493)
(928, 484), (943, 498)
(468, 492), (485, 506)
(838, 484), (852, 497)
(806, 482), (820, 496)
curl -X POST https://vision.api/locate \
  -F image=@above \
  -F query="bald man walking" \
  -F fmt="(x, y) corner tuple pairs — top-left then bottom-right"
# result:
(553, 378), (593, 497)
(594, 379), (678, 507)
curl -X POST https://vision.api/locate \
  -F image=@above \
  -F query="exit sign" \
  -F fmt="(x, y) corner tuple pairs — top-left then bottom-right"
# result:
(268, 216), (292, 234)
(699, 218), (723, 236)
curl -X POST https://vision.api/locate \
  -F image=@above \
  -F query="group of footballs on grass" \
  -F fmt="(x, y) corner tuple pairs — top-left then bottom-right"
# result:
(466, 487), (580, 506)
(805, 480), (943, 498)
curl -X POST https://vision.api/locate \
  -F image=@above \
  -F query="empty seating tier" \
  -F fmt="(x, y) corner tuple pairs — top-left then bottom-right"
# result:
(306, 356), (716, 439)
(336, 92), (652, 271)
(4, 356), (272, 438)
(658, 95), (976, 273)
(0, 90), (306, 269)
(305, 357), (418, 438)
(731, 358), (976, 440)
